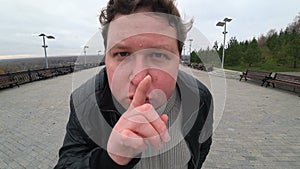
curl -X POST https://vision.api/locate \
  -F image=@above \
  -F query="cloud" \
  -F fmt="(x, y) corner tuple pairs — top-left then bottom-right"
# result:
(0, 0), (105, 57)
(178, 0), (300, 45)
(0, 0), (299, 58)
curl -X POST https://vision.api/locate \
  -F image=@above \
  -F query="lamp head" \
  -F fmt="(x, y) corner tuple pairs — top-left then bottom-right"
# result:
(216, 22), (225, 27)
(224, 18), (232, 22)
(46, 35), (55, 39)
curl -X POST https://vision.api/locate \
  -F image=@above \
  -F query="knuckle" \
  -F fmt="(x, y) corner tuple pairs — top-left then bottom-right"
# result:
(120, 130), (131, 142)
(157, 124), (167, 133)
(130, 114), (148, 124)
(132, 140), (145, 149)
(136, 103), (152, 112)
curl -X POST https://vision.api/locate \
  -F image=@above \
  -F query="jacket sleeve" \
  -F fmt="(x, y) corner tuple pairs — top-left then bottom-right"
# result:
(196, 82), (214, 169)
(198, 86), (214, 169)
(54, 97), (140, 169)
(197, 136), (212, 168)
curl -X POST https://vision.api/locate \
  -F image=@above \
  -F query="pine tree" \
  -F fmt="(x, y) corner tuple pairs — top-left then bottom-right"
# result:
(224, 37), (242, 66)
(190, 51), (201, 63)
(244, 38), (262, 67)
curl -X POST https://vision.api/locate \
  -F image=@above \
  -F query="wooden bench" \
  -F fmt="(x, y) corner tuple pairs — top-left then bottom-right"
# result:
(189, 63), (206, 71)
(265, 73), (300, 95)
(37, 70), (54, 79)
(240, 70), (272, 86)
(0, 75), (19, 89)
(57, 67), (71, 75)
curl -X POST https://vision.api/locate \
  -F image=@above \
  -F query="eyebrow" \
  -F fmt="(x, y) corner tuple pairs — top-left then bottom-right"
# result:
(109, 43), (177, 54)
(148, 44), (178, 54)
(107, 44), (130, 53)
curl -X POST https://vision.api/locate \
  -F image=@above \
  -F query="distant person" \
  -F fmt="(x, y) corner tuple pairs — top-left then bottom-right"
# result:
(55, 0), (213, 168)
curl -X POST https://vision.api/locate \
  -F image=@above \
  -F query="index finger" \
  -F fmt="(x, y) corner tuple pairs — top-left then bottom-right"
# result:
(130, 75), (151, 108)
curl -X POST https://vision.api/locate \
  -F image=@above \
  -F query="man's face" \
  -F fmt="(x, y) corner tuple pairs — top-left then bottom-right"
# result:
(105, 12), (180, 109)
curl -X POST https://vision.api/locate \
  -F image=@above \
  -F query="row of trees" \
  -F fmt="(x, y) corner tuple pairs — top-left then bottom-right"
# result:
(0, 56), (78, 74)
(191, 13), (300, 70)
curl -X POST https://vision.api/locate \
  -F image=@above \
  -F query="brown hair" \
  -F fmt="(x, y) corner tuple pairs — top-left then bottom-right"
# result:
(99, 0), (193, 54)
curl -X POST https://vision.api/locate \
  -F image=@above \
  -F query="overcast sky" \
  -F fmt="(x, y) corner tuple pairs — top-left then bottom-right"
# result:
(0, 0), (299, 59)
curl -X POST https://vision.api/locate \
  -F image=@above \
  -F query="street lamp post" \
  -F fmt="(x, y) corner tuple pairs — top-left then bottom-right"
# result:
(83, 45), (89, 65)
(39, 33), (55, 69)
(188, 38), (193, 54)
(216, 17), (232, 69)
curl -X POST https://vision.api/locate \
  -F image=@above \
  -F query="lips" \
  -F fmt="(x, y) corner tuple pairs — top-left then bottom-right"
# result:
(129, 95), (134, 101)
(145, 98), (150, 103)
(129, 95), (150, 103)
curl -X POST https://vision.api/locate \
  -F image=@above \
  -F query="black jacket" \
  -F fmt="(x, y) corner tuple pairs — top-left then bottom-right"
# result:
(55, 68), (213, 169)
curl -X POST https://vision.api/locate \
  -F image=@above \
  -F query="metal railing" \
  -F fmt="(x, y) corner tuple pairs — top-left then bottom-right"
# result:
(0, 63), (100, 90)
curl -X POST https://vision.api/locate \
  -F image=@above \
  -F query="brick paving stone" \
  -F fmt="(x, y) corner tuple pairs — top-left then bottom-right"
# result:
(1, 67), (300, 168)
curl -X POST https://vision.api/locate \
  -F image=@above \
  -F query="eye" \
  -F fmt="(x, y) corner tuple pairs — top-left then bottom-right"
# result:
(150, 52), (170, 60)
(152, 53), (164, 58)
(115, 52), (130, 57)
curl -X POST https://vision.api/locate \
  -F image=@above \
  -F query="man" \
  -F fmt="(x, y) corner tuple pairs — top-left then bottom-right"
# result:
(55, 0), (213, 168)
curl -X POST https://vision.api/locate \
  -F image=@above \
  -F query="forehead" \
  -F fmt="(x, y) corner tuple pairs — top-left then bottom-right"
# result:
(107, 12), (178, 50)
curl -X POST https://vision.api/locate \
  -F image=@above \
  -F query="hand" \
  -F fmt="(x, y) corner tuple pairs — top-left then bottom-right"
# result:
(107, 75), (171, 165)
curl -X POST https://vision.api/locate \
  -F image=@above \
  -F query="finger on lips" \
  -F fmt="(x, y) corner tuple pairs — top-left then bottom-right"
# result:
(130, 75), (152, 108)
(117, 74), (171, 151)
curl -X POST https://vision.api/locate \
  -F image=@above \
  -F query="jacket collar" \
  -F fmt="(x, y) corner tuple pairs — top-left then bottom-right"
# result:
(95, 68), (126, 114)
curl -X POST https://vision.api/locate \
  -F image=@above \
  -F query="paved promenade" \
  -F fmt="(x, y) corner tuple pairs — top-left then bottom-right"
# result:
(0, 67), (299, 169)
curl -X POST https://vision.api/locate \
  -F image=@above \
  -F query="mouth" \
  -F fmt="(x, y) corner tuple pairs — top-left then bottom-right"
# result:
(129, 95), (150, 104)
(145, 98), (150, 103)
(129, 95), (134, 101)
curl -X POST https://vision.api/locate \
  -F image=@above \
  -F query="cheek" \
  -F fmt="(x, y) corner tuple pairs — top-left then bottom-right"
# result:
(105, 57), (131, 106)
(151, 71), (177, 99)
(105, 56), (127, 86)
(105, 57), (114, 87)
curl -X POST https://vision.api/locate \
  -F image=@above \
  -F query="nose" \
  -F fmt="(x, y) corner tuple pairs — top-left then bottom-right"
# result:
(129, 55), (150, 86)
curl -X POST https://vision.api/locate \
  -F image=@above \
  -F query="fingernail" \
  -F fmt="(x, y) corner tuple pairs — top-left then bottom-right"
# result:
(162, 132), (171, 142)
